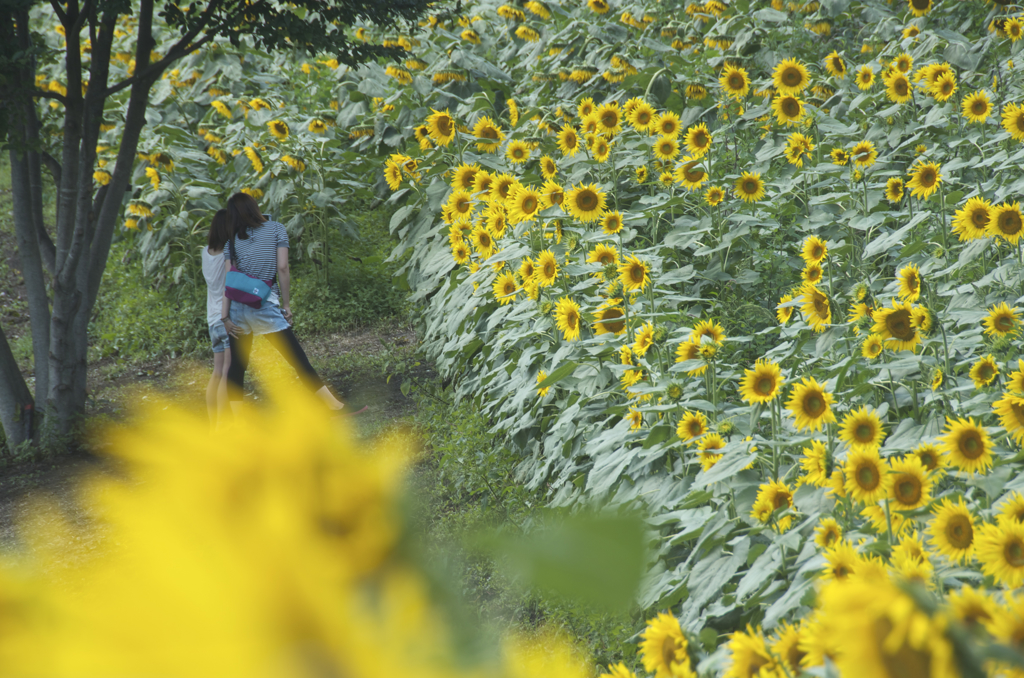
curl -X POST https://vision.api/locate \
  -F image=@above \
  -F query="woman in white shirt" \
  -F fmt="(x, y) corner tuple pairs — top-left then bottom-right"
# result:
(201, 209), (232, 429)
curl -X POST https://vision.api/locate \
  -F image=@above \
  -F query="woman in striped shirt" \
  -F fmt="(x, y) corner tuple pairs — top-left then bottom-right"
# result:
(220, 192), (349, 413)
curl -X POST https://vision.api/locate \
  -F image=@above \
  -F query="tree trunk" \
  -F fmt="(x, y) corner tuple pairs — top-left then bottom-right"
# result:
(0, 324), (33, 454)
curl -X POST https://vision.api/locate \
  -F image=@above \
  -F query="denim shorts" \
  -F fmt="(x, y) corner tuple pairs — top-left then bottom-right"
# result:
(228, 300), (290, 337)
(209, 320), (229, 353)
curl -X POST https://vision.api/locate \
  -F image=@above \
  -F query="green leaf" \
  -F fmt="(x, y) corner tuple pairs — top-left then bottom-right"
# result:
(536, 361), (578, 389)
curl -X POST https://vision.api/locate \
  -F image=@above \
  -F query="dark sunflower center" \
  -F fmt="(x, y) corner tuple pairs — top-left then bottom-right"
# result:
(659, 142), (673, 154)
(638, 111), (652, 124)
(772, 492), (790, 509)
(499, 183), (512, 198)
(856, 464), (879, 490)
(1011, 403), (1024, 425)
(803, 393), (825, 417)
(757, 377), (774, 395)
(782, 99), (800, 117)
(577, 191), (598, 211)
(947, 516), (973, 549)
(602, 309), (625, 333)
(437, 117), (452, 136)
(812, 245), (824, 259)
(959, 432), (983, 459)
(684, 166), (704, 182)
(886, 309), (914, 340)
(566, 311), (578, 329)
(1016, 113), (1024, 131)
(972, 209), (989, 227)
(743, 179), (758, 194)
(481, 127), (497, 139)
(479, 233), (490, 247)
(833, 564), (849, 578)
(823, 530), (837, 546)
(855, 423), (873, 442)
(783, 67), (801, 86)
(920, 169), (936, 187)
(1000, 211), (1023, 234)
(662, 122), (677, 135)
(895, 79), (908, 96)
(919, 452), (937, 470)
(979, 365), (994, 381)
(896, 477), (921, 505)
(457, 199), (470, 212)
(728, 74), (744, 89)
(601, 112), (617, 128)
(940, 81), (953, 95)
(689, 422), (702, 436)
(551, 192), (564, 205)
(566, 132), (577, 147)
(972, 101), (988, 115)
(542, 262), (555, 278)
(997, 315), (1013, 331)
(503, 281), (515, 294)
(630, 265), (644, 283)
(1005, 539), (1024, 567)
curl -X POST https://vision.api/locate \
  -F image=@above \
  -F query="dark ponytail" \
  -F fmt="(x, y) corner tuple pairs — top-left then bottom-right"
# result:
(207, 209), (231, 251)
(226, 192), (266, 240)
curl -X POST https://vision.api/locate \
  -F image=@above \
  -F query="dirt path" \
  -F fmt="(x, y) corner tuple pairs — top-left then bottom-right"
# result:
(0, 324), (428, 553)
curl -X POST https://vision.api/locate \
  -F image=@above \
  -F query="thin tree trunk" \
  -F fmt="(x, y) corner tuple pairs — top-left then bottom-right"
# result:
(0, 324), (33, 454)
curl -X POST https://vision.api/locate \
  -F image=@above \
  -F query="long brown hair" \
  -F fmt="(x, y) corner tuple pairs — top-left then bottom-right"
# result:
(226, 192), (266, 240)
(207, 209), (231, 251)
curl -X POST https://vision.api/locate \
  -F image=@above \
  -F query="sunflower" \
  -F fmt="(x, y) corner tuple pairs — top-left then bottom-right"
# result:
(861, 333), (883, 359)
(908, 0), (931, 17)
(895, 263), (922, 302)
(683, 123), (712, 157)
(653, 111), (681, 137)
(839, 406), (886, 453)
(989, 202), (1024, 243)
(773, 58), (810, 95)
(1010, 360), (1024, 394)
(824, 51), (846, 79)
(577, 97), (596, 120)
(452, 163), (481, 191)
(884, 71), (913, 104)
(719, 64), (750, 101)
(490, 174), (517, 203)
(632, 322), (655, 358)
(871, 299), (918, 352)
(472, 116), (505, 153)
(705, 185), (725, 206)
(947, 587), (998, 636)
(587, 243), (618, 269)
(593, 298), (626, 336)
(629, 101), (657, 133)
(565, 183), (607, 222)
(697, 432), (725, 458)
(675, 410), (708, 442)
(751, 480), (796, 533)
(529, 251), (559, 289)
(822, 541), (859, 580)
(928, 496), (976, 563)
(688, 320), (724, 345)
(675, 340), (706, 376)
(772, 95), (805, 126)
(802, 263), (823, 286)
(639, 613), (694, 678)
(911, 442), (944, 472)
(557, 126), (581, 156)
(1009, 17), (1024, 41)
(906, 162), (942, 200)
(976, 522), (1024, 590)
(492, 272), (518, 304)
(851, 140), (877, 167)
(384, 161), (403, 191)
(786, 377), (836, 432)
(842, 449), (889, 504)
(888, 456), (933, 511)
(982, 302), (1019, 338)
(618, 255), (650, 293)
(994, 393), (1024, 445)
(815, 519), (843, 548)
(674, 159), (707, 190)
(960, 90), (992, 124)
(931, 72), (957, 102)
(554, 297), (582, 341)
(830, 148), (850, 165)
(969, 354), (999, 389)
(653, 135), (680, 161)
(448, 189), (475, 222)
(635, 166), (648, 184)
(451, 239), (471, 265)
(938, 416), (993, 475)
(595, 102), (622, 136)
(426, 108), (456, 145)
(800, 236), (827, 264)
(1003, 103), (1024, 141)
(884, 177), (905, 203)
(800, 440), (830, 487)
(486, 208), (509, 239)
(800, 285), (831, 332)
(739, 359), (784, 404)
(952, 196), (992, 241)
(734, 172), (765, 203)
(591, 137), (611, 163)
(999, 492), (1024, 525)
(602, 211), (623, 235)
(507, 185), (543, 225)
(506, 139), (531, 164)
(855, 65), (874, 90)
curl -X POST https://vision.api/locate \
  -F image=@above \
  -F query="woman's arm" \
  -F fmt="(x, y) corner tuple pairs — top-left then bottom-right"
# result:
(277, 246), (291, 323)
(221, 259), (240, 337)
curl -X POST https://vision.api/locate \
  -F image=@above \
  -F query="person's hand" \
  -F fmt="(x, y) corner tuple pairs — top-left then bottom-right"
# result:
(223, 317), (241, 338)
(282, 305), (293, 324)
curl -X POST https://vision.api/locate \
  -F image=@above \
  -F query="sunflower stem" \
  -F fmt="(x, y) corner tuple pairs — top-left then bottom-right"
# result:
(884, 497), (894, 549)
(938, 178), (950, 256)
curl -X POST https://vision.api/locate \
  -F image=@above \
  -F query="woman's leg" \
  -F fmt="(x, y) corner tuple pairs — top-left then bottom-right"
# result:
(207, 351), (226, 429)
(227, 332), (253, 413)
(216, 346), (231, 429)
(265, 328), (344, 409)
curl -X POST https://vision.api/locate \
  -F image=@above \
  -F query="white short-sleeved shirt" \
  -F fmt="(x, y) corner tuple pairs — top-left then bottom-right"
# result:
(201, 247), (226, 326)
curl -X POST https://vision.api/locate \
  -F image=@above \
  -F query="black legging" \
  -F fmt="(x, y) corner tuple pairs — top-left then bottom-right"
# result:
(226, 328), (324, 401)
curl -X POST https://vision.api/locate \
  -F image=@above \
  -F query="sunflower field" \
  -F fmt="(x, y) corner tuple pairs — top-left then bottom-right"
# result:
(20, 0), (1024, 675)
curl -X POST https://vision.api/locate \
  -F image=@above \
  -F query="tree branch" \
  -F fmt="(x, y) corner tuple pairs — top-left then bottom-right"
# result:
(40, 152), (61, 186)
(34, 89), (67, 105)
(49, 0), (67, 24)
